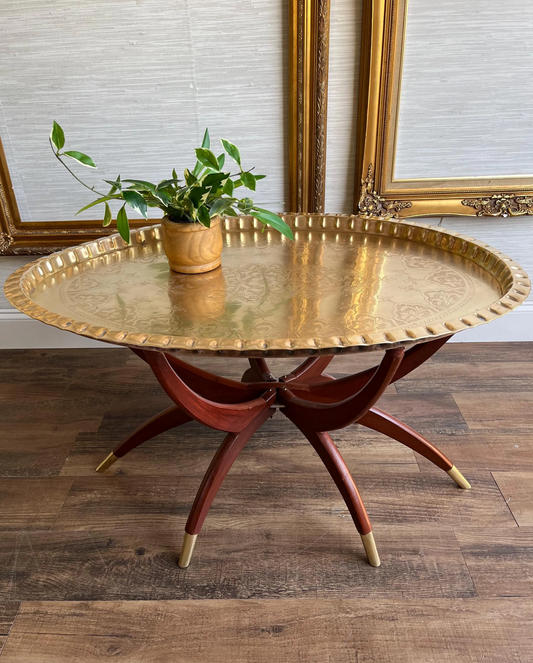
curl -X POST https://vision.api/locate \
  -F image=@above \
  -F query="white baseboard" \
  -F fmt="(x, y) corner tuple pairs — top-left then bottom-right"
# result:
(0, 310), (109, 348)
(1, 304), (532, 349)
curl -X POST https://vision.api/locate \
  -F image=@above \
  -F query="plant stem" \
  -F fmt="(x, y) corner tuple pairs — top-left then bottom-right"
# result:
(49, 138), (108, 198)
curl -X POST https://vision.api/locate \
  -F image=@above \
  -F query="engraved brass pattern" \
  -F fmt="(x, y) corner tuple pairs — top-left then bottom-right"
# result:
(462, 194), (533, 218)
(4, 214), (529, 357)
(358, 164), (412, 219)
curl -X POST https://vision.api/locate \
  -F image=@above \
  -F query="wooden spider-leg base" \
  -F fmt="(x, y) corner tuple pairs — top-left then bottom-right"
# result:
(95, 336), (471, 569)
(283, 420), (380, 566)
(358, 408), (471, 490)
(96, 405), (191, 473)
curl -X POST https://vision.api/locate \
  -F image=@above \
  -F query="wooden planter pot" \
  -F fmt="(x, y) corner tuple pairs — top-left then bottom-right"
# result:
(161, 216), (223, 274)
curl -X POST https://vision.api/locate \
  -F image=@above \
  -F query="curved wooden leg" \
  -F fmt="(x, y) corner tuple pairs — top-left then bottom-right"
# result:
(241, 358), (275, 383)
(179, 407), (275, 568)
(359, 407), (471, 489)
(285, 415), (380, 567)
(96, 406), (192, 473)
(280, 356), (335, 385)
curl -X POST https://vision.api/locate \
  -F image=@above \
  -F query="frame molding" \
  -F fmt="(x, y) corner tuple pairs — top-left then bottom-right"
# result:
(355, 0), (533, 219)
(289, 0), (331, 214)
(0, 1), (331, 254)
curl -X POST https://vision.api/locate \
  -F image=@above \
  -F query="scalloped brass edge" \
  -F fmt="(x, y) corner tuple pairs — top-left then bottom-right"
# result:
(4, 214), (530, 357)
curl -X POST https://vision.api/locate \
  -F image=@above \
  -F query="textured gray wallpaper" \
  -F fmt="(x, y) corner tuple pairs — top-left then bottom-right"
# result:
(0, 0), (288, 222)
(395, 0), (533, 180)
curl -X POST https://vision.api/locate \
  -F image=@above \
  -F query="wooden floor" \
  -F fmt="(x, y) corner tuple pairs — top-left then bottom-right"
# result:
(0, 344), (532, 662)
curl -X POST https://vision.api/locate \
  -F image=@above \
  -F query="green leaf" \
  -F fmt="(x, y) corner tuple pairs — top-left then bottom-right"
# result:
(157, 178), (180, 189)
(197, 205), (211, 227)
(195, 148), (220, 171)
(209, 197), (235, 217)
(217, 153), (225, 169)
(253, 208), (294, 240)
(237, 197), (254, 213)
(63, 150), (96, 169)
(222, 178), (234, 196)
(203, 172), (227, 190)
(105, 176), (122, 195)
(123, 190), (148, 219)
(76, 195), (115, 215)
(122, 179), (157, 194)
(172, 168), (178, 180)
(240, 171), (256, 191)
(152, 189), (172, 205)
(201, 127), (210, 149)
(184, 169), (197, 186)
(224, 206), (238, 217)
(183, 197), (196, 220)
(116, 205), (130, 243)
(188, 186), (208, 208)
(103, 202), (112, 227)
(254, 174), (266, 181)
(220, 139), (241, 167)
(50, 121), (65, 151)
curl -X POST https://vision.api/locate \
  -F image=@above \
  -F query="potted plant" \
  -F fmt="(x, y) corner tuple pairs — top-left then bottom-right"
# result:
(49, 122), (294, 273)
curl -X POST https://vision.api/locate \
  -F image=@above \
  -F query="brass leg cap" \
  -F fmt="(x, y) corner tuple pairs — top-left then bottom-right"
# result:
(361, 531), (380, 567)
(447, 465), (471, 490)
(178, 533), (198, 569)
(96, 453), (118, 473)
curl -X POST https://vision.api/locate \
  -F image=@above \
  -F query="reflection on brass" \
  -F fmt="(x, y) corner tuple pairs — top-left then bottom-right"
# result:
(361, 531), (380, 567)
(168, 267), (226, 323)
(462, 194), (533, 218)
(357, 0), (533, 217)
(4, 214), (530, 356)
(178, 533), (198, 568)
(358, 164), (413, 220)
(447, 465), (471, 490)
(96, 453), (118, 473)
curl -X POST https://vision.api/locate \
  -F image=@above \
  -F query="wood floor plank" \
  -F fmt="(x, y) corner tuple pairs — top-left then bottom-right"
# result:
(60, 415), (418, 476)
(0, 603), (19, 635)
(0, 424), (77, 477)
(431, 342), (533, 364)
(414, 430), (533, 472)
(0, 368), (72, 402)
(457, 528), (533, 598)
(366, 392), (468, 433)
(51, 471), (514, 534)
(0, 523), (474, 601)
(0, 478), (73, 530)
(0, 397), (104, 434)
(0, 344), (531, 660)
(453, 393), (533, 430)
(492, 472), (533, 526)
(395, 361), (533, 393)
(0, 349), (129, 370)
(3, 598), (533, 663)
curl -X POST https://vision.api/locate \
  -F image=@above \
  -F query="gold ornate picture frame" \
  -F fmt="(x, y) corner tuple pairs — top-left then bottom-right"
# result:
(356, 0), (533, 220)
(0, 1), (330, 255)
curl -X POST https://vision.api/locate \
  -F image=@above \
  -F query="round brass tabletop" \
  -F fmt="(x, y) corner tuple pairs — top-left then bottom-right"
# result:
(4, 214), (530, 356)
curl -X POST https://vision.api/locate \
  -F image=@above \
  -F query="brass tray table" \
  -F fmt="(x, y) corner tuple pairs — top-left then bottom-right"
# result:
(5, 214), (530, 568)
